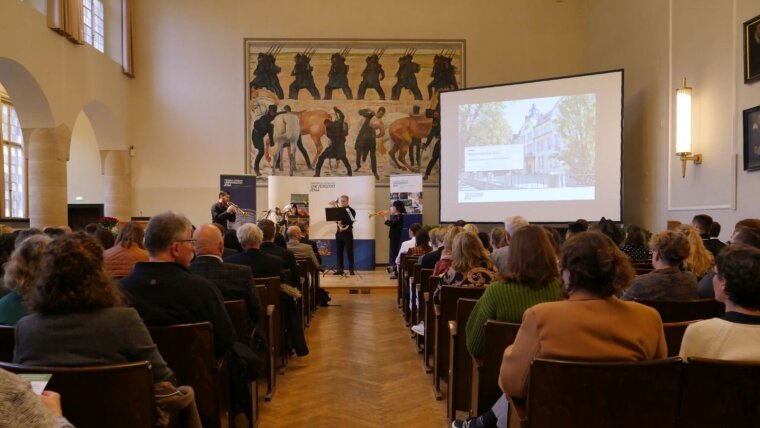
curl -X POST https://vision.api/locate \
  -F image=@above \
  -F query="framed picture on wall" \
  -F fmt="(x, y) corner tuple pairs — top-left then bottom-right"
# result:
(744, 14), (760, 83)
(743, 104), (760, 171)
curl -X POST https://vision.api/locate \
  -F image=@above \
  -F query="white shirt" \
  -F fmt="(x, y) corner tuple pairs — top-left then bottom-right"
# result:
(395, 237), (417, 266)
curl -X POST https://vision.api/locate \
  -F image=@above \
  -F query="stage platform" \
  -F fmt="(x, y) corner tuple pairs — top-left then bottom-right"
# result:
(319, 267), (396, 293)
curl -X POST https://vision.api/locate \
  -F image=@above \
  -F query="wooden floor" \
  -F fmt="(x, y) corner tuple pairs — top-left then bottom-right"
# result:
(319, 267), (397, 291)
(257, 282), (448, 427)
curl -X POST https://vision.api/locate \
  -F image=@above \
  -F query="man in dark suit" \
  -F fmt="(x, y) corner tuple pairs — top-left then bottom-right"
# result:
(211, 191), (237, 225)
(119, 211), (235, 358)
(692, 214), (725, 257)
(257, 219), (299, 287)
(224, 223), (286, 284)
(299, 225), (322, 265)
(191, 224), (261, 327)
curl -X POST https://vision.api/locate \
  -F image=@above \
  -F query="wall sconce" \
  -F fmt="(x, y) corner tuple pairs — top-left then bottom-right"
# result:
(675, 77), (702, 178)
(129, 145), (136, 157)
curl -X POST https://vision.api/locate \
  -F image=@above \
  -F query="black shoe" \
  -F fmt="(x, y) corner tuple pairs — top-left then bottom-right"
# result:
(333, 271), (344, 275)
(349, 270), (355, 275)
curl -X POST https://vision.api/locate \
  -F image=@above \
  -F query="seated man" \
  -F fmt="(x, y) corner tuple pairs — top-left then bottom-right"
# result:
(285, 225), (320, 270)
(491, 216), (529, 274)
(299, 225), (322, 265)
(680, 245), (760, 360)
(692, 214), (725, 258)
(622, 230), (698, 301)
(257, 219), (299, 286)
(224, 223), (286, 283)
(698, 221), (760, 298)
(191, 224), (262, 327)
(119, 211), (235, 358)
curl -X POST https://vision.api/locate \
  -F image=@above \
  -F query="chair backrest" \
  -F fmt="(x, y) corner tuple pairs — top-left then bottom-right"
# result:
(526, 357), (683, 428)
(663, 320), (698, 357)
(0, 324), (14, 362)
(0, 360), (155, 428)
(436, 286), (485, 382)
(474, 320), (521, 415)
(148, 322), (227, 428)
(420, 268), (433, 293)
(679, 357), (760, 428)
(252, 276), (283, 363)
(223, 299), (249, 343)
(449, 298), (479, 418)
(635, 299), (725, 322)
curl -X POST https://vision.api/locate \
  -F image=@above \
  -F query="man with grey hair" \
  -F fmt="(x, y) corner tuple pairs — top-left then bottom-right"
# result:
(224, 223), (286, 283)
(286, 226), (320, 269)
(490, 215), (529, 274)
(119, 211), (235, 358)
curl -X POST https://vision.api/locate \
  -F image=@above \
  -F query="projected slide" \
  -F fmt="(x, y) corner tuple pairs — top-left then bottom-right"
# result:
(439, 70), (622, 223)
(458, 94), (596, 203)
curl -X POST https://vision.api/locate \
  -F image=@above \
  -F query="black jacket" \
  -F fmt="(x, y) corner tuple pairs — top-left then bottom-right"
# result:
(190, 256), (262, 326)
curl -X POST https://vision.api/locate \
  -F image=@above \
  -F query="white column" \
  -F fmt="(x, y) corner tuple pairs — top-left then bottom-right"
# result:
(27, 127), (70, 228)
(102, 150), (131, 221)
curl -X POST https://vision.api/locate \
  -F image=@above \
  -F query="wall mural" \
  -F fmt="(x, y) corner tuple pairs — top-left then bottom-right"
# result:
(244, 38), (465, 186)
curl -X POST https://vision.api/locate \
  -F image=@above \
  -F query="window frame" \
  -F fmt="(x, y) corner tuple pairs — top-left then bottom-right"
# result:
(0, 97), (29, 220)
(83, 0), (105, 53)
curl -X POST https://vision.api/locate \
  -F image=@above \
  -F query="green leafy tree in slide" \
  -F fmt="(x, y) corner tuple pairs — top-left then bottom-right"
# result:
(552, 94), (596, 185)
(458, 102), (513, 148)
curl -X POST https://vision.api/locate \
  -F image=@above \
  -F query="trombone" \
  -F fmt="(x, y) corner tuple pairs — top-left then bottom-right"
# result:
(369, 210), (388, 218)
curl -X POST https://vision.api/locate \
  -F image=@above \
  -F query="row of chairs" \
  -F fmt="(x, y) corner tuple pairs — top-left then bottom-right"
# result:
(0, 258), (322, 428)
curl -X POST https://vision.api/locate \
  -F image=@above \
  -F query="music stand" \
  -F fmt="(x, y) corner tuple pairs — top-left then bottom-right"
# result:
(323, 208), (351, 277)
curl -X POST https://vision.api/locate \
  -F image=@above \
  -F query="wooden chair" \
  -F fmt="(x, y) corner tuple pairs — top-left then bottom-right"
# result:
(224, 299), (250, 344)
(255, 283), (277, 401)
(397, 253), (407, 309)
(679, 357), (760, 428)
(471, 320), (521, 416)
(403, 256), (419, 326)
(0, 360), (155, 428)
(447, 298), (478, 420)
(254, 276), (290, 375)
(295, 258), (314, 327)
(423, 275), (440, 374)
(632, 260), (654, 275)
(663, 320), (698, 357)
(0, 324), (14, 362)
(416, 268), (434, 352)
(510, 357), (683, 428)
(433, 286), (485, 399)
(148, 322), (229, 428)
(411, 263), (423, 333)
(635, 298), (725, 322)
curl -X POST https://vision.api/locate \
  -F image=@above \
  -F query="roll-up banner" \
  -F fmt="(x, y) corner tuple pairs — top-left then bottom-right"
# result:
(220, 174), (257, 229)
(389, 175), (424, 260)
(268, 176), (376, 270)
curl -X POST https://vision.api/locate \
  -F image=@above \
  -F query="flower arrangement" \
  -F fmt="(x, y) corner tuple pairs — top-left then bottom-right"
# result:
(96, 217), (119, 230)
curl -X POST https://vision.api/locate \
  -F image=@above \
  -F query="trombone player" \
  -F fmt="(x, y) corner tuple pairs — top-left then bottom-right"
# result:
(212, 191), (238, 226)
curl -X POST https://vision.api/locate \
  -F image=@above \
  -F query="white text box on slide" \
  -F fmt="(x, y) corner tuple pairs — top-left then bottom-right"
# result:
(464, 144), (524, 172)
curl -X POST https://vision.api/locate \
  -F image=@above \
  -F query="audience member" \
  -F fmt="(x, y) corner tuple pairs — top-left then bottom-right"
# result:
(680, 245), (760, 360)
(432, 226), (462, 276)
(477, 232), (491, 252)
(698, 224), (760, 297)
(0, 235), (50, 325)
(14, 228), (43, 248)
(620, 224), (652, 261)
(14, 232), (202, 427)
(463, 223), (479, 235)
(285, 226), (320, 269)
(407, 228), (432, 256)
(395, 223), (422, 268)
(434, 232), (496, 303)
(466, 226), (561, 358)
(543, 227), (561, 259)
(257, 219), (299, 286)
(103, 221), (149, 277)
(0, 368), (75, 428)
(212, 222), (239, 259)
(224, 228), (243, 253)
(42, 227), (66, 239)
(598, 217), (622, 245)
(419, 226), (445, 270)
(298, 225), (322, 265)
(564, 220), (587, 241)
(622, 230), (698, 301)
(491, 216), (529, 274)
(679, 224), (714, 279)
(225, 224), (286, 283)
(84, 222), (99, 234)
(692, 214), (725, 257)
(0, 233), (16, 297)
(191, 224), (261, 327)
(709, 221), (721, 239)
(488, 227), (506, 253)
(118, 211), (235, 358)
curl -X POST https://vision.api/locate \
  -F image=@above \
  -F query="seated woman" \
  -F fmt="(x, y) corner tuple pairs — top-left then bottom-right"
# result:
(0, 368), (74, 428)
(680, 245), (760, 360)
(103, 222), (149, 278)
(465, 225), (562, 359)
(0, 235), (50, 325)
(433, 232), (496, 303)
(432, 226), (463, 277)
(622, 230), (698, 301)
(407, 228), (433, 257)
(501, 232), (666, 399)
(678, 224), (714, 279)
(13, 233), (201, 428)
(620, 224), (652, 261)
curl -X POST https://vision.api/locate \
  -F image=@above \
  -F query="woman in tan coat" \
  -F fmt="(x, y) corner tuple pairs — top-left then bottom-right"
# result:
(103, 222), (149, 277)
(499, 232), (667, 400)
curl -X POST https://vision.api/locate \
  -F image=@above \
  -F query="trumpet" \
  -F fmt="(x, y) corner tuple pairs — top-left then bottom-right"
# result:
(369, 210), (389, 218)
(228, 202), (247, 217)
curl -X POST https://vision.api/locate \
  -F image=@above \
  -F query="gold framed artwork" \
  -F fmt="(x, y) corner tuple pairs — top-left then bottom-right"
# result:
(244, 38), (465, 186)
(744, 14), (760, 83)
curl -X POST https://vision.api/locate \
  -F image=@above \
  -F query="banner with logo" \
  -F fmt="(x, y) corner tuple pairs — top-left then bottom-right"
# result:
(268, 176), (375, 270)
(220, 174), (257, 229)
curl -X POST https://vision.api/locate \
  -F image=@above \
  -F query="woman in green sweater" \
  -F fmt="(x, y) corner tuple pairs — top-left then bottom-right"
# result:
(465, 225), (562, 358)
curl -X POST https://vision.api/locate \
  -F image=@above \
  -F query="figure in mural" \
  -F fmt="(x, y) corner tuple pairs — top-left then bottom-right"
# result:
(270, 106), (301, 176)
(324, 50), (353, 100)
(428, 51), (458, 98)
(289, 50), (321, 100)
(391, 50), (422, 100)
(313, 107), (352, 177)
(354, 107), (385, 180)
(407, 105), (423, 167)
(252, 104), (277, 176)
(422, 96), (442, 180)
(274, 106), (314, 171)
(250, 48), (284, 99)
(357, 50), (386, 100)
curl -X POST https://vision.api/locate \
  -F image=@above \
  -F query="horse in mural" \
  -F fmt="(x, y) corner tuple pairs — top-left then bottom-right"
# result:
(387, 115), (433, 172)
(292, 110), (331, 158)
(270, 111), (301, 176)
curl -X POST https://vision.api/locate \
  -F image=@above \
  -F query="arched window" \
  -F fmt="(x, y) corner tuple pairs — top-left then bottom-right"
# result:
(0, 92), (26, 218)
(83, 0), (105, 53)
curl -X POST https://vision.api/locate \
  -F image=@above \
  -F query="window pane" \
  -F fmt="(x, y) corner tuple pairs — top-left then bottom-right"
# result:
(94, 0), (103, 16)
